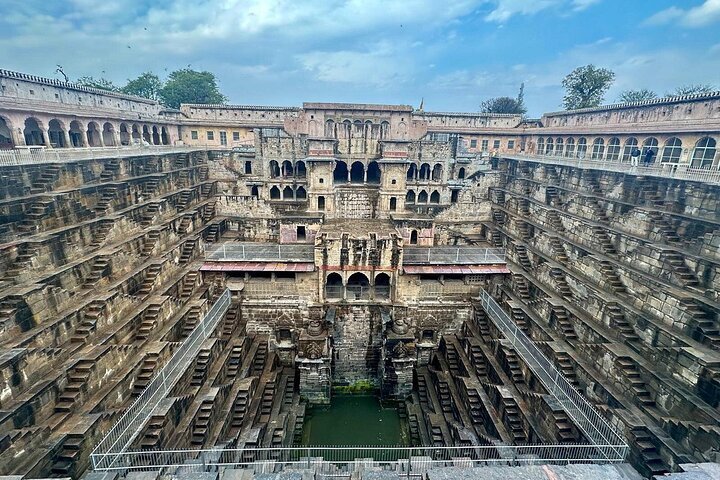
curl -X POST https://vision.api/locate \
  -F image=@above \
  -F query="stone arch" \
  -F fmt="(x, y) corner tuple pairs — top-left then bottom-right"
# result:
(397, 121), (407, 139)
(347, 272), (370, 300)
(375, 272), (390, 298)
(251, 185), (259, 198)
(318, 195), (326, 210)
(380, 121), (390, 139)
(389, 197), (397, 211)
(142, 125), (151, 143)
(48, 119), (67, 147)
(661, 137), (682, 163)
(161, 126), (170, 145)
(325, 272), (343, 298)
(642, 137), (659, 164)
(119, 123), (131, 146)
(69, 120), (85, 147)
(269, 160), (280, 178)
(407, 163), (417, 181)
(350, 161), (364, 183)
(555, 137), (564, 156)
(577, 137), (588, 157)
(151, 126), (160, 145)
(537, 137), (545, 154)
(432, 163), (443, 181)
(591, 138), (605, 159)
(565, 138), (576, 157)
(334, 161), (348, 183)
(406, 190), (416, 203)
(102, 122), (116, 146)
(545, 137), (554, 154)
(419, 163), (431, 180)
(325, 119), (335, 137)
(131, 124), (142, 143)
(282, 160), (293, 177)
(622, 137), (638, 162)
(24, 117), (45, 146)
(430, 190), (440, 204)
(295, 161), (307, 177)
(607, 137), (621, 160)
(418, 190), (428, 203)
(366, 161), (381, 184)
(691, 136), (717, 169)
(86, 121), (102, 147)
(0, 116), (14, 148)
(296, 186), (307, 200)
(270, 186), (281, 200)
(410, 229), (418, 244)
(283, 186), (294, 200)
(458, 167), (465, 179)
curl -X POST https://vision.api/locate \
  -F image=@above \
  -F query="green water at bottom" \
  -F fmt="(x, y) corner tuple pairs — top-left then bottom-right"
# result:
(301, 394), (408, 446)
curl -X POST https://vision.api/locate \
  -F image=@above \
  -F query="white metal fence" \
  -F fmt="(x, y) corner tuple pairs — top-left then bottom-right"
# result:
(0, 145), (206, 166)
(476, 289), (627, 459)
(91, 289), (232, 470)
(90, 444), (627, 475)
(403, 247), (506, 265)
(206, 243), (315, 262)
(505, 152), (720, 185)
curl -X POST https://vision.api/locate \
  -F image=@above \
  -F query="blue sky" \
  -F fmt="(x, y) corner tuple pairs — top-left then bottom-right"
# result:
(1, 0), (719, 116)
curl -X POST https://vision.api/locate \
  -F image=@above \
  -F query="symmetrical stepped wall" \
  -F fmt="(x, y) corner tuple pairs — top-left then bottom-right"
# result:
(485, 158), (720, 477)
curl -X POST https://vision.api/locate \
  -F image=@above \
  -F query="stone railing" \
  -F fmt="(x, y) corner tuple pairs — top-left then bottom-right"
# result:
(0, 145), (207, 166)
(503, 152), (720, 186)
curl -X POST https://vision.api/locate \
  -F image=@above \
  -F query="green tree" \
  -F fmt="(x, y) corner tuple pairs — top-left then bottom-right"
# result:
(159, 69), (227, 109)
(480, 96), (526, 114)
(618, 89), (657, 103)
(480, 84), (527, 114)
(672, 84), (715, 96)
(75, 76), (119, 91)
(561, 65), (615, 110)
(121, 72), (163, 100)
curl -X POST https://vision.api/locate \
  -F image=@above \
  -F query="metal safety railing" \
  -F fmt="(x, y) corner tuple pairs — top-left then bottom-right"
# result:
(206, 243), (315, 262)
(91, 289), (232, 470)
(0, 145), (206, 166)
(90, 444), (627, 474)
(476, 289), (628, 460)
(504, 152), (720, 186)
(403, 247), (506, 265)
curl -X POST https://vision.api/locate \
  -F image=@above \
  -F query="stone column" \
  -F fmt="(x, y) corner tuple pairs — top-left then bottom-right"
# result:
(12, 127), (26, 146)
(113, 130), (121, 147)
(98, 130), (105, 147)
(63, 130), (72, 148)
(80, 130), (89, 148)
(41, 129), (51, 147)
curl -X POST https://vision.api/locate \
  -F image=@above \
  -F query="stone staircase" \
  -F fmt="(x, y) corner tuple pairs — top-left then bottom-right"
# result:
(191, 399), (214, 446)
(510, 306), (530, 334)
(513, 274), (531, 300)
(141, 203), (161, 226)
(599, 259), (626, 293)
(191, 349), (211, 386)
(630, 428), (670, 477)
(648, 211), (681, 243)
(84, 255), (110, 286)
(5, 244), (38, 279)
(94, 186), (117, 214)
(592, 226), (616, 254)
(180, 272), (198, 300)
(176, 190), (193, 211)
(586, 196), (609, 223)
(491, 209), (505, 226)
(133, 352), (159, 396)
(70, 300), (105, 343)
(179, 240), (195, 264)
(205, 224), (220, 243)
(681, 298), (720, 348)
(490, 229), (503, 247)
(135, 303), (162, 341)
(137, 264), (162, 296)
(501, 395), (526, 442)
(548, 236), (568, 262)
(553, 411), (579, 443)
(177, 215), (192, 235)
(517, 220), (531, 240)
(181, 306), (201, 339)
(142, 179), (159, 196)
(551, 306), (578, 341)
(502, 347), (525, 384)
(615, 356), (654, 407)
(99, 159), (121, 181)
(547, 210), (565, 232)
(226, 345), (243, 379)
(549, 267), (572, 298)
(89, 219), (114, 248)
(141, 229), (161, 256)
(29, 164), (61, 194)
(55, 359), (95, 413)
(554, 352), (579, 387)
(515, 244), (531, 270)
(663, 251), (699, 288)
(18, 200), (52, 232)
(50, 435), (84, 476)
(607, 302), (639, 343)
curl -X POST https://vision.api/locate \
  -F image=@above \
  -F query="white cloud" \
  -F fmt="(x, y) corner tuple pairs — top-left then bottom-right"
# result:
(645, 0), (720, 27)
(483, 0), (601, 22)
